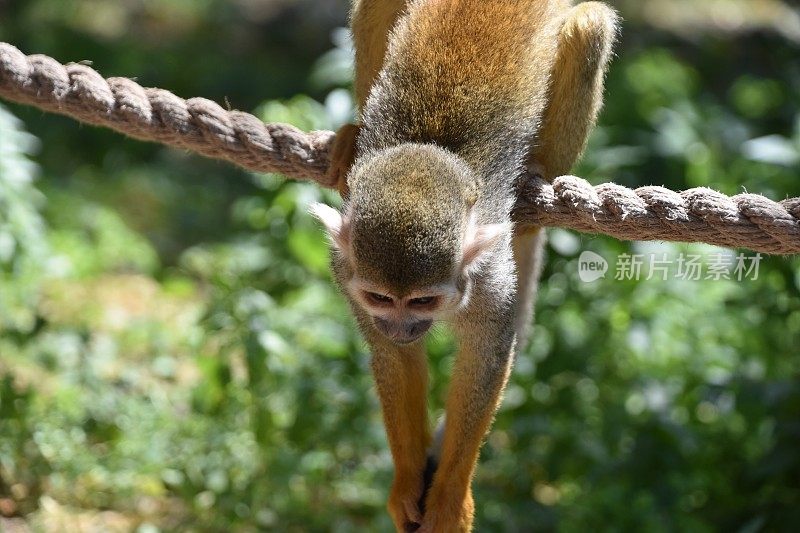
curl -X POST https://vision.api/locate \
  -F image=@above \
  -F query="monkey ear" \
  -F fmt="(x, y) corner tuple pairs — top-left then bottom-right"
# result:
(461, 221), (510, 273)
(309, 202), (352, 252)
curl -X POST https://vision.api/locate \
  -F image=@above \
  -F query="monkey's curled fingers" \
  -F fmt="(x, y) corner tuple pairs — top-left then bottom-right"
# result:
(326, 123), (361, 198)
(388, 474), (425, 532)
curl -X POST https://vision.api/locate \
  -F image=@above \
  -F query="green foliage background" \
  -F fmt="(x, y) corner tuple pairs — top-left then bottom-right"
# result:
(0, 1), (799, 531)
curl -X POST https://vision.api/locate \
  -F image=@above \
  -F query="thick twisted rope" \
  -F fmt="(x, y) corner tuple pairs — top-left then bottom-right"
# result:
(0, 43), (335, 185)
(514, 177), (800, 254)
(1, 42), (798, 255)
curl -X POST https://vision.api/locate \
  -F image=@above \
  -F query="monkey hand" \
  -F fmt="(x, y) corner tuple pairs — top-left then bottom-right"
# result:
(388, 471), (426, 532)
(418, 487), (474, 533)
(525, 161), (547, 182)
(326, 123), (360, 198)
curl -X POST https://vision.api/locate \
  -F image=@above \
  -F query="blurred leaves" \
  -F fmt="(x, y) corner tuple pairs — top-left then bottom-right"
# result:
(0, 104), (47, 334)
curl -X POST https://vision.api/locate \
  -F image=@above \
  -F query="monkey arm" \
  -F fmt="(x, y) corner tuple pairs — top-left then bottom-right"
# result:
(361, 318), (433, 532)
(420, 297), (516, 532)
(531, 1), (619, 180)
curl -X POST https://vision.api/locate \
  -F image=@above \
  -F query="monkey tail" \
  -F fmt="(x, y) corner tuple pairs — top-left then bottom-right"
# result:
(417, 416), (446, 514)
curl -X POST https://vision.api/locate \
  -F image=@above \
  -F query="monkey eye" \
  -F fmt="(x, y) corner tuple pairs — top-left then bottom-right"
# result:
(365, 291), (394, 306)
(408, 296), (439, 309)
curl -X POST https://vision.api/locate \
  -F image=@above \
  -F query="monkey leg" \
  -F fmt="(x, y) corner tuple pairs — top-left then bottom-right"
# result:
(362, 322), (432, 532)
(512, 226), (546, 352)
(352, 0), (411, 107)
(420, 303), (516, 532)
(328, 0), (411, 197)
(530, 1), (619, 179)
(328, 1), (411, 196)
(513, 2), (617, 351)
(326, 123), (360, 197)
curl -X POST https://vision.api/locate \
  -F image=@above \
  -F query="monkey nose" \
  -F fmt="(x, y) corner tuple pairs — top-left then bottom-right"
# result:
(374, 318), (432, 344)
(405, 319), (433, 341)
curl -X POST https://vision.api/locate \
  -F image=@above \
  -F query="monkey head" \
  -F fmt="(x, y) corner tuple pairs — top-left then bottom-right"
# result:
(312, 144), (509, 345)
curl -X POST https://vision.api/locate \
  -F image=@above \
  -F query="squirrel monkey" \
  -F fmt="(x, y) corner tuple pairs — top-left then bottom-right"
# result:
(314, 1), (618, 531)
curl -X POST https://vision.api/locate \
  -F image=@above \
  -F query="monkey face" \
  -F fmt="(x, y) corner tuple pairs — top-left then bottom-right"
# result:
(311, 197), (511, 346)
(347, 280), (462, 345)
(310, 141), (512, 347)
